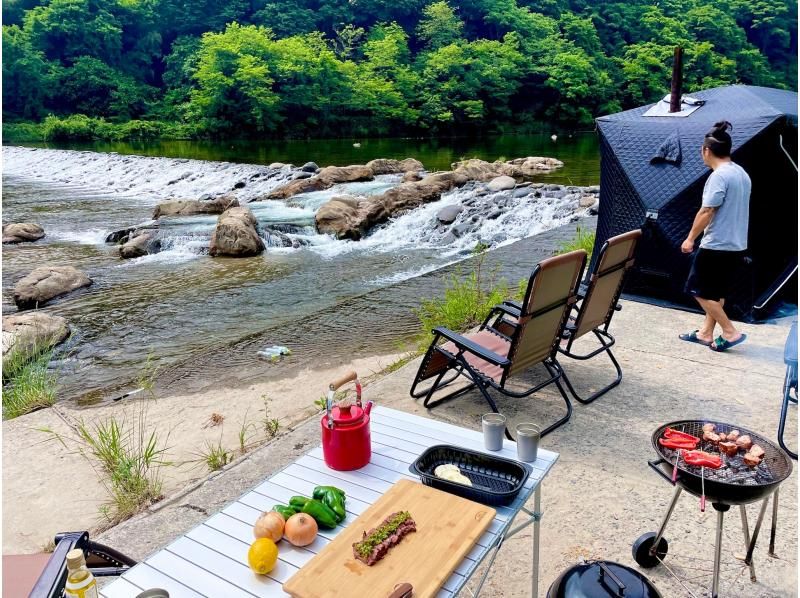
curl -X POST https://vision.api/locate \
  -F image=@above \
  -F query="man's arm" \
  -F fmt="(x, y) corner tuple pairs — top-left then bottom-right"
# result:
(681, 206), (717, 253)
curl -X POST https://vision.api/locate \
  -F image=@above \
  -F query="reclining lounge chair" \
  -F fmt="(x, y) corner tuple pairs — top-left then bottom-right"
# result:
(409, 250), (587, 438)
(500, 229), (641, 404)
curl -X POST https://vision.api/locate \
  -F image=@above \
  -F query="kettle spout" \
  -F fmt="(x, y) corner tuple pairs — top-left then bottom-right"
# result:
(364, 400), (374, 415)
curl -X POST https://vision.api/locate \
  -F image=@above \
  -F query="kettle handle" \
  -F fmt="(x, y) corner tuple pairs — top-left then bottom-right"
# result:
(330, 371), (358, 391)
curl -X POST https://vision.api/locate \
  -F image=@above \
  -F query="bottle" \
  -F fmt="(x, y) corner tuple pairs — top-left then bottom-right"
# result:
(65, 548), (98, 598)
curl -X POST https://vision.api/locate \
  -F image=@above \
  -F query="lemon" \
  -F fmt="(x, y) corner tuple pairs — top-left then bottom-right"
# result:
(248, 538), (278, 575)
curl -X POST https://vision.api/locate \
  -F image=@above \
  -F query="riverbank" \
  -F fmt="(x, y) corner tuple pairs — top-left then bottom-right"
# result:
(91, 300), (797, 597)
(2, 219), (595, 553)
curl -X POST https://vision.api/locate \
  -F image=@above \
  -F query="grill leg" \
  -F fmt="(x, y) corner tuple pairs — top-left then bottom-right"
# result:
(712, 506), (726, 598)
(651, 486), (682, 554)
(769, 487), (779, 558)
(739, 505), (757, 582)
(744, 496), (770, 566)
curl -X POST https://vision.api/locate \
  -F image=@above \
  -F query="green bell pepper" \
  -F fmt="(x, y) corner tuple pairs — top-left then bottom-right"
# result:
(272, 504), (297, 520)
(301, 499), (339, 529)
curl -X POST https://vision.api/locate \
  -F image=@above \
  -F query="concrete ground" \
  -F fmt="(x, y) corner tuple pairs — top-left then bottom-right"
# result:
(93, 299), (798, 597)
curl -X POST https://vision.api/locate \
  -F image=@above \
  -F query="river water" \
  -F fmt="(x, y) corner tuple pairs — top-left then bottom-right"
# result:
(2, 135), (600, 403)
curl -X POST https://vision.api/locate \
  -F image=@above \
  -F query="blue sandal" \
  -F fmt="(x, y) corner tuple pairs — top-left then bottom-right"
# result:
(679, 330), (711, 346)
(710, 334), (748, 352)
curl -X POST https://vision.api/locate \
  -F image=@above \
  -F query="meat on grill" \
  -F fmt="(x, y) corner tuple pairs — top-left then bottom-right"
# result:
(750, 445), (765, 459)
(743, 452), (762, 468)
(736, 435), (753, 451)
(727, 429), (740, 441)
(719, 441), (739, 456)
(702, 423), (716, 433)
(718, 432), (728, 442)
(703, 430), (721, 444)
(353, 512), (417, 566)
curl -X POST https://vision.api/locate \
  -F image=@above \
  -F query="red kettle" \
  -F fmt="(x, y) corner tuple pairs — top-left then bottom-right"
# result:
(322, 371), (372, 471)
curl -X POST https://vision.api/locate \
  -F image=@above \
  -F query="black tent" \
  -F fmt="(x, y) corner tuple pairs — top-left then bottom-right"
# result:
(594, 84), (798, 320)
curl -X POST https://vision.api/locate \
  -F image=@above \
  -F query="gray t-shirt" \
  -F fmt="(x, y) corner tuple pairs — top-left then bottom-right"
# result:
(700, 161), (751, 251)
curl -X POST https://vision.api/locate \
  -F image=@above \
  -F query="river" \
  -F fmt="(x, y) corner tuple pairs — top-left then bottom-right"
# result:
(2, 134), (600, 404)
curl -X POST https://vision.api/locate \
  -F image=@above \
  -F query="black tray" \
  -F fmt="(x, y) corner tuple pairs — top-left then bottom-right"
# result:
(409, 444), (531, 506)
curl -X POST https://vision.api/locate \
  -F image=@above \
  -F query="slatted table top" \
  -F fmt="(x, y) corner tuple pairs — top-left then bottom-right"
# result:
(101, 406), (558, 598)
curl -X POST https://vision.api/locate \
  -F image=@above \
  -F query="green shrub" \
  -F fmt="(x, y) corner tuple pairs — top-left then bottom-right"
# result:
(41, 114), (104, 141)
(3, 121), (45, 142)
(3, 349), (57, 419)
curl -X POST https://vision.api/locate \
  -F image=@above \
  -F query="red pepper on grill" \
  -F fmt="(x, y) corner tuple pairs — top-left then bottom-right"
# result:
(683, 450), (723, 469)
(659, 437), (699, 450)
(663, 427), (700, 443)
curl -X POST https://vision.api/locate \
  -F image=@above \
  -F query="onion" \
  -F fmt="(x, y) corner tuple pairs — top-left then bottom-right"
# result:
(284, 513), (318, 547)
(254, 511), (285, 542)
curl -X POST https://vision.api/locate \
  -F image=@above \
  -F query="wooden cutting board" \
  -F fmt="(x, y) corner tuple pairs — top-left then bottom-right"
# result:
(283, 479), (495, 598)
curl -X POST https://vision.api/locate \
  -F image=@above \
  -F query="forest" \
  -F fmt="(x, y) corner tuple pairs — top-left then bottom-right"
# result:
(3, 0), (797, 139)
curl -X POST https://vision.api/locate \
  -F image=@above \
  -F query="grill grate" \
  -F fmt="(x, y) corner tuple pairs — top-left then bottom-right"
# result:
(653, 420), (792, 487)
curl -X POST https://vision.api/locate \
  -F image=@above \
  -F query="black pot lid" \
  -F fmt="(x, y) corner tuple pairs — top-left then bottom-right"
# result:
(548, 560), (662, 598)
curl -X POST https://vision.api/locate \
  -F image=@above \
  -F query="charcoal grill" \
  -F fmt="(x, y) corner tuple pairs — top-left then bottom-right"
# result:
(633, 419), (793, 598)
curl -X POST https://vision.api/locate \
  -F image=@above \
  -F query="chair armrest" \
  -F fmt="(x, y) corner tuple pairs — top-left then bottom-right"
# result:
(433, 327), (511, 367)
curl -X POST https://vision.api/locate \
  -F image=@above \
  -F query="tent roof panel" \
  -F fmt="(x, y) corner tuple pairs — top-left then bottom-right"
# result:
(596, 85), (796, 208)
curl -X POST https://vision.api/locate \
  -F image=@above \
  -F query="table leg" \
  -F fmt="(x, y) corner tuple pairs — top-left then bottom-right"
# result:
(533, 485), (541, 598)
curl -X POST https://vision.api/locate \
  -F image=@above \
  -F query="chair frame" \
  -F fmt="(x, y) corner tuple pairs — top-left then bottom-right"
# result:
(410, 251), (586, 439)
(779, 322), (797, 460)
(501, 230), (641, 405)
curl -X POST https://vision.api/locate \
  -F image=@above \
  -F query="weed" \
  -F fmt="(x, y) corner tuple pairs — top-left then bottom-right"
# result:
(203, 412), (224, 428)
(558, 224), (595, 258)
(3, 348), (58, 419)
(42, 403), (170, 526)
(137, 352), (160, 399)
(261, 395), (280, 438)
(202, 438), (232, 472)
(415, 243), (508, 351)
(237, 410), (256, 455)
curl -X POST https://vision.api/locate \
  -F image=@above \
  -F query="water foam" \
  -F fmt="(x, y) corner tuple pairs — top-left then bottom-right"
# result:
(3, 146), (294, 204)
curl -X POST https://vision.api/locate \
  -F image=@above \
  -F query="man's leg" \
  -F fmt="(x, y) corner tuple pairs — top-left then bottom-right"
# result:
(695, 297), (741, 341)
(696, 304), (717, 343)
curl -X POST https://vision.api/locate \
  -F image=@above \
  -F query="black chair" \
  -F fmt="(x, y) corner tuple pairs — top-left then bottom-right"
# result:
(779, 321), (797, 460)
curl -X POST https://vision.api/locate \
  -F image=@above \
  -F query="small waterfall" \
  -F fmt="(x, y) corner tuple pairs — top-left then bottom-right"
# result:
(3, 146), (295, 203)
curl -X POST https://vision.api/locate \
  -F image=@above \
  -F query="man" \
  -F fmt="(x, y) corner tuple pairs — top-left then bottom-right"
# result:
(679, 120), (750, 352)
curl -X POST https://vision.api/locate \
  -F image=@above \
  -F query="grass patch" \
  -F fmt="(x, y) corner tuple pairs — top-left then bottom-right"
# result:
(42, 403), (170, 526)
(415, 243), (508, 351)
(3, 348), (58, 419)
(201, 438), (232, 472)
(558, 224), (595, 257)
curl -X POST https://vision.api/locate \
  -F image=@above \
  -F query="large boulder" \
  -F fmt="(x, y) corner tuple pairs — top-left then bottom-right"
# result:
(2, 313), (70, 375)
(13, 266), (92, 310)
(265, 165), (374, 199)
(506, 156), (564, 175)
(119, 231), (160, 259)
(3, 223), (45, 244)
(153, 196), (238, 219)
(314, 197), (363, 240)
(365, 158), (424, 175)
(209, 207), (265, 257)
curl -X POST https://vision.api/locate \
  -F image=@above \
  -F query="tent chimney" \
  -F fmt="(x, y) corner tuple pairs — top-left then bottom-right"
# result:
(669, 47), (684, 113)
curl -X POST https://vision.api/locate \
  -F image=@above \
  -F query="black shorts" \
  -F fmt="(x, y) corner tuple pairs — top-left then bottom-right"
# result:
(685, 248), (746, 301)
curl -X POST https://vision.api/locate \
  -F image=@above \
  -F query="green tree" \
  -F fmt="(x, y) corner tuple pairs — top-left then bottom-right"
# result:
(417, 2), (464, 49)
(2, 25), (57, 119)
(187, 23), (281, 134)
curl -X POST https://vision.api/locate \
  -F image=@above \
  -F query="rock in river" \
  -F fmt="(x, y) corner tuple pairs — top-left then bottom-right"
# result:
(119, 231), (160, 259)
(265, 165), (374, 199)
(436, 205), (463, 224)
(2, 312), (70, 375)
(3, 223), (45, 244)
(487, 176), (516, 192)
(13, 266), (92, 310)
(209, 207), (265, 257)
(153, 196), (238, 219)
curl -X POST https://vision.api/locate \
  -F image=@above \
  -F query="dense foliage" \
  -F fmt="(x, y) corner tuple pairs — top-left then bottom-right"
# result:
(3, 0), (797, 138)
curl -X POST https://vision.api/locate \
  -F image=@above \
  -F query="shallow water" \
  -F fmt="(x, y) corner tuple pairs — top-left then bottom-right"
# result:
(2, 136), (600, 403)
